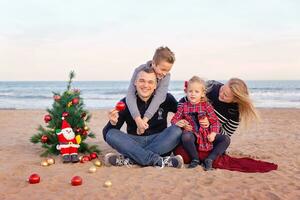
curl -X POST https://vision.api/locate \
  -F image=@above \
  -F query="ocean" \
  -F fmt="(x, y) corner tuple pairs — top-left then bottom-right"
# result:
(0, 80), (299, 109)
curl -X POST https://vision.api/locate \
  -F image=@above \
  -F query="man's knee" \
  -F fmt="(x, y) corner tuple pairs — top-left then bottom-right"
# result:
(168, 125), (182, 137)
(106, 129), (121, 145)
(223, 135), (231, 146)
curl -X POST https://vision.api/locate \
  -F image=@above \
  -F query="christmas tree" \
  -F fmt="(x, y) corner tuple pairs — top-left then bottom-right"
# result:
(30, 71), (100, 157)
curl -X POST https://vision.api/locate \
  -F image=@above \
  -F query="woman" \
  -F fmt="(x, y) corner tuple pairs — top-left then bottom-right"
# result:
(177, 78), (259, 170)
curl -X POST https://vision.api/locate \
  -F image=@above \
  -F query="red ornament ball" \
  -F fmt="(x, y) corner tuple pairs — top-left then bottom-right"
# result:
(90, 152), (98, 160)
(28, 173), (40, 184)
(71, 176), (82, 186)
(44, 114), (52, 123)
(82, 131), (88, 136)
(41, 135), (48, 143)
(53, 95), (61, 101)
(76, 128), (83, 133)
(72, 98), (79, 105)
(80, 155), (90, 163)
(62, 112), (69, 117)
(115, 101), (126, 112)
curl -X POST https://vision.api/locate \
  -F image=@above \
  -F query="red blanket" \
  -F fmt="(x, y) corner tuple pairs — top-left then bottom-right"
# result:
(174, 145), (278, 173)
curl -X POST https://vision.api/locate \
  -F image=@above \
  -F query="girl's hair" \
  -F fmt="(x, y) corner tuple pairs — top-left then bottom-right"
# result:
(188, 76), (207, 102)
(228, 78), (260, 128)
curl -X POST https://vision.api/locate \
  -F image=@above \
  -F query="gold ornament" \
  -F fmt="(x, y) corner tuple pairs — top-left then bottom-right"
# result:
(104, 180), (112, 187)
(84, 126), (89, 131)
(94, 160), (102, 167)
(67, 101), (73, 108)
(41, 160), (49, 167)
(88, 166), (97, 173)
(47, 158), (55, 165)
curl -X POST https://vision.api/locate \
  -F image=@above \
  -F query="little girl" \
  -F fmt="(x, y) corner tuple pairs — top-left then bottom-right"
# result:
(171, 76), (220, 169)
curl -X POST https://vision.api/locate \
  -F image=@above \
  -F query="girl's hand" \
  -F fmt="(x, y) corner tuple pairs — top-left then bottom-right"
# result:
(199, 117), (210, 128)
(207, 132), (217, 142)
(175, 119), (188, 128)
(108, 109), (119, 125)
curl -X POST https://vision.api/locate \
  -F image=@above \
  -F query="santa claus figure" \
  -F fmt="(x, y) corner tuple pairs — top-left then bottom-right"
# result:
(56, 117), (80, 163)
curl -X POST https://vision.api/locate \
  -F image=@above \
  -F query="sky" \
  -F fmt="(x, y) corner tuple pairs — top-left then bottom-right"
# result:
(0, 0), (299, 81)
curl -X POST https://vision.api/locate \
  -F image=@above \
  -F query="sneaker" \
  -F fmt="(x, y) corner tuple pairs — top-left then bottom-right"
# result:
(104, 153), (133, 167)
(203, 158), (213, 171)
(159, 155), (184, 169)
(188, 159), (200, 169)
(62, 155), (71, 163)
(71, 154), (80, 163)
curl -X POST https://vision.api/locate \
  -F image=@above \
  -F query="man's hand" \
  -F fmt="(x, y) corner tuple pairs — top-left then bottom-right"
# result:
(135, 117), (149, 135)
(199, 117), (210, 128)
(207, 132), (217, 142)
(108, 109), (119, 125)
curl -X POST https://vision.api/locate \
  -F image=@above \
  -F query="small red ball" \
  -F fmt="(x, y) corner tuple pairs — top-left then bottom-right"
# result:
(28, 173), (40, 184)
(41, 135), (48, 143)
(90, 152), (98, 160)
(115, 101), (126, 112)
(72, 98), (79, 105)
(53, 95), (61, 101)
(62, 112), (69, 117)
(71, 176), (82, 186)
(76, 128), (82, 133)
(44, 115), (52, 123)
(80, 155), (90, 163)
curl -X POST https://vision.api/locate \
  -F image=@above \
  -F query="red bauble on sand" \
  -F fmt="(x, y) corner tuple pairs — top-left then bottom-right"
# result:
(44, 114), (52, 123)
(115, 101), (126, 111)
(71, 176), (82, 186)
(90, 152), (98, 160)
(62, 112), (69, 117)
(41, 135), (48, 143)
(28, 173), (40, 184)
(53, 95), (61, 101)
(80, 155), (90, 163)
(82, 131), (88, 136)
(72, 98), (79, 105)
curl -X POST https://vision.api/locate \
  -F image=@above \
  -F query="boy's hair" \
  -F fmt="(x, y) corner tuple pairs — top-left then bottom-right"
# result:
(152, 46), (175, 65)
(188, 76), (207, 102)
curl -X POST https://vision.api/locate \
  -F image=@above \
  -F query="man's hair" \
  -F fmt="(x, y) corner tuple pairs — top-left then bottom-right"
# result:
(152, 46), (175, 65)
(136, 67), (157, 82)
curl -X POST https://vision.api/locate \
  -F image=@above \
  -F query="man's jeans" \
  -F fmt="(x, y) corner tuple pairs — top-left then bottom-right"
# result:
(106, 125), (182, 166)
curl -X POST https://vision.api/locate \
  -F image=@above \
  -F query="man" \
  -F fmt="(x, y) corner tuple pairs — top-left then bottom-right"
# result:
(102, 68), (183, 168)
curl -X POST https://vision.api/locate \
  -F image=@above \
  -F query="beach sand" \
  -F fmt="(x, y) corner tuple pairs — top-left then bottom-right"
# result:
(0, 109), (299, 200)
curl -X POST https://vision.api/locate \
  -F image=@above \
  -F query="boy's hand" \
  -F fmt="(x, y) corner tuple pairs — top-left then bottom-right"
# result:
(199, 117), (210, 128)
(108, 109), (119, 125)
(207, 132), (217, 142)
(135, 117), (149, 135)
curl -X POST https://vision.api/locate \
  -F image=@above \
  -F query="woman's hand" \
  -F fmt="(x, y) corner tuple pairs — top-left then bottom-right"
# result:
(108, 109), (119, 125)
(207, 132), (217, 142)
(199, 117), (210, 128)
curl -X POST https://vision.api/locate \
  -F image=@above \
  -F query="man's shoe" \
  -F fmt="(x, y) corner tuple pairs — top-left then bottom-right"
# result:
(104, 153), (132, 167)
(62, 155), (71, 163)
(160, 155), (184, 169)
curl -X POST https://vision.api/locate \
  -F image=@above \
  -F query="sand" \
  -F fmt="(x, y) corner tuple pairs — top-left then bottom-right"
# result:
(0, 109), (299, 200)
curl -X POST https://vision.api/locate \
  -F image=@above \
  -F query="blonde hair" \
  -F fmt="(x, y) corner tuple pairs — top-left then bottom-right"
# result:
(188, 76), (207, 102)
(228, 78), (260, 128)
(152, 46), (175, 65)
